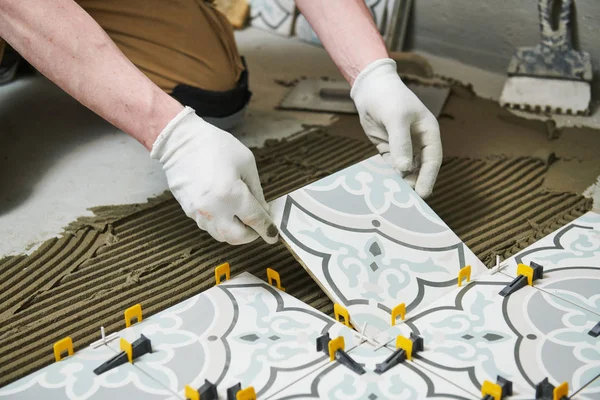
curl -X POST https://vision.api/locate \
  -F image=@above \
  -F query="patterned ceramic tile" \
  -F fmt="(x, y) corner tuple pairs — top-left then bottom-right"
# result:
(249, 0), (296, 36)
(0, 344), (179, 400)
(269, 341), (477, 399)
(501, 211), (600, 316)
(270, 155), (487, 337)
(375, 273), (600, 399)
(106, 272), (359, 399)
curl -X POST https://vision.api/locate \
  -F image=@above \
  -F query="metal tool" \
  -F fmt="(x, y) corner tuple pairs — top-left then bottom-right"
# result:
(499, 0), (593, 115)
(279, 78), (450, 117)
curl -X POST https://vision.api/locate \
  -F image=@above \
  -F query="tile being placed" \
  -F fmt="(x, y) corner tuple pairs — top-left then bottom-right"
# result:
(269, 341), (476, 399)
(376, 273), (600, 399)
(270, 155), (487, 337)
(501, 211), (600, 316)
(248, 0), (296, 36)
(0, 343), (178, 400)
(106, 272), (359, 399)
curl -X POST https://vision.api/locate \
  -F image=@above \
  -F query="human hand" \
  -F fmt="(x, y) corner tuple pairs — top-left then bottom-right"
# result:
(351, 58), (442, 198)
(151, 107), (278, 245)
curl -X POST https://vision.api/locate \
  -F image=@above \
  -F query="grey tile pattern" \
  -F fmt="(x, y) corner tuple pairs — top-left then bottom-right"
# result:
(271, 155), (487, 337)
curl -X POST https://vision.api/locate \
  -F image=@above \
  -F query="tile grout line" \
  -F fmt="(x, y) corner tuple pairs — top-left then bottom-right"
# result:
(497, 270), (600, 318)
(100, 334), (186, 400)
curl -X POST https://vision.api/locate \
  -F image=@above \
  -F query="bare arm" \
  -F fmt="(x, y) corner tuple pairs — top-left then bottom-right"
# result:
(0, 0), (183, 150)
(294, 0), (389, 84)
(295, 0), (443, 198)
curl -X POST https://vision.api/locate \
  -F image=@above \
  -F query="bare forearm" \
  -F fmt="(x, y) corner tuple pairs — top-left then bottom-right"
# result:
(295, 0), (389, 84)
(0, 0), (183, 150)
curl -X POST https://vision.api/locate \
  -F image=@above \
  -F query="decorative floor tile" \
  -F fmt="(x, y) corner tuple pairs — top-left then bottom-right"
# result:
(249, 0), (296, 36)
(0, 344), (178, 400)
(269, 341), (476, 399)
(502, 211), (600, 316)
(271, 155), (487, 337)
(572, 373), (600, 399)
(106, 272), (358, 399)
(375, 273), (600, 399)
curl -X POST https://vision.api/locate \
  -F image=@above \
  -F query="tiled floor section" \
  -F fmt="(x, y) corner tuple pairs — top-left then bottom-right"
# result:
(268, 341), (477, 399)
(375, 272), (600, 399)
(104, 273), (360, 399)
(500, 211), (600, 317)
(0, 343), (179, 399)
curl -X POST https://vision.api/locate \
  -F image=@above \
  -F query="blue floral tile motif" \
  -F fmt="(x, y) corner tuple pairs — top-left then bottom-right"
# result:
(271, 155), (487, 337)
(106, 273), (358, 399)
(376, 273), (599, 399)
(0, 344), (178, 400)
(503, 211), (600, 316)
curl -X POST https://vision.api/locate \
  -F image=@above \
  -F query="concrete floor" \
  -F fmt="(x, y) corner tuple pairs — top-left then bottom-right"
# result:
(0, 27), (598, 257)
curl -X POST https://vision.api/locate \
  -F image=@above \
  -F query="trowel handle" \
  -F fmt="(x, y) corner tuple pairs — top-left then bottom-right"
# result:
(538, 0), (572, 49)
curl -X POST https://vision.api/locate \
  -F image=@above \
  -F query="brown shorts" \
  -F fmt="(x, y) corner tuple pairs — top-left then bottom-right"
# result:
(1, 0), (249, 118)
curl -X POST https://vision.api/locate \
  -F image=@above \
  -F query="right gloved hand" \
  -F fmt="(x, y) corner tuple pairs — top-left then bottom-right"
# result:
(151, 106), (278, 245)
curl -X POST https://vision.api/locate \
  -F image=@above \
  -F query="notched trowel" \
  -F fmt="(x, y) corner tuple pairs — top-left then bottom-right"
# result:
(279, 79), (450, 118)
(500, 0), (593, 115)
(278, 52), (450, 118)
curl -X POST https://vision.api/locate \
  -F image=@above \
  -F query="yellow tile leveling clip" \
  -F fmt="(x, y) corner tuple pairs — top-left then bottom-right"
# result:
(266, 267), (285, 291)
(53, 337), (74, 362)
(236, 386), (256, 400)
(481, 376), (512, 400)
(391, 303), (406, 326)
(215, 262), (230, 285)
(334, 303), (351, 327)
(120, 338), (133, 363)
(458, 265), (471, 287)
(124, 304), (143, 328)
(499, 262), (544, 297)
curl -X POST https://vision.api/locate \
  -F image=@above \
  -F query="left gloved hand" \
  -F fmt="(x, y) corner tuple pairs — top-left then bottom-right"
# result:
(351, 58), (442, 198)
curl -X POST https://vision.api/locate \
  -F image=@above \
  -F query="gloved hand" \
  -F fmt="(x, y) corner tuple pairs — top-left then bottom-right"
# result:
(351, 58), (442, 198)
(151, 107), (278, 245)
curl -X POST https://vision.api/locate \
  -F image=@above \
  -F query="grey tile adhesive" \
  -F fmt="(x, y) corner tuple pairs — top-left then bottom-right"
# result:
(0, 130), (592, 388)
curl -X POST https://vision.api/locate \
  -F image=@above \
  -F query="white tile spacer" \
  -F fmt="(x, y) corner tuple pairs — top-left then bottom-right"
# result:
(353, 322), (389, 351)
(490, 255), (507, 275)
(354, 322), (368, 343)
(90, 326), (119, 348)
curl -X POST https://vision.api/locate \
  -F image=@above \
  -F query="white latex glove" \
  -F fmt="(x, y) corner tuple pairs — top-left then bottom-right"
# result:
(151, 107), (278, 245)
(351, 58), (442, 198)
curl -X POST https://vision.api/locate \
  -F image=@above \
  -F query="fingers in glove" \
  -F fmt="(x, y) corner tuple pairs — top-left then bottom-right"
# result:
(215, 218), (260, 245)
(235, 181), (279, 244)
(414, 118), (442, 198)
(241, 160), (270, 211)
(202, 221), (226, 243)
(366, 128), (411, 177)
(386, 119), (414, 173)
(194, 207), (260, 245)
(404, 172), (417, 190)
